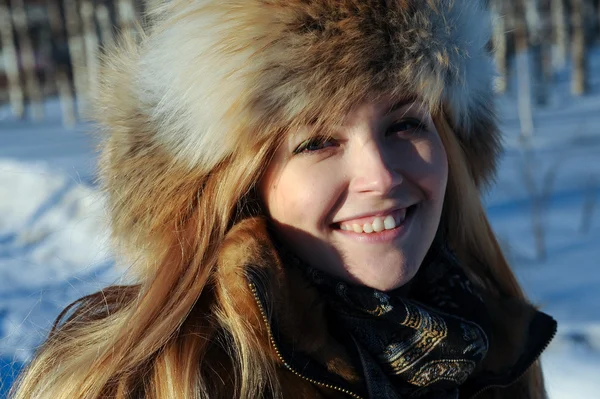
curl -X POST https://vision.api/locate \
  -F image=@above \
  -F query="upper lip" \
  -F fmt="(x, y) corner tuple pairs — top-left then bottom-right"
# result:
(332, 204), (415, 225)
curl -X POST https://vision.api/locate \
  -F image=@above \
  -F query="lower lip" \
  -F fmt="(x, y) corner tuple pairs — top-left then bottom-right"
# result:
(333, 206), (416, 243)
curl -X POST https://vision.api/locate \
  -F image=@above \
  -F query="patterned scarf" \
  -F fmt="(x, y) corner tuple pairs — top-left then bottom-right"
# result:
(292, 243), (493, 399)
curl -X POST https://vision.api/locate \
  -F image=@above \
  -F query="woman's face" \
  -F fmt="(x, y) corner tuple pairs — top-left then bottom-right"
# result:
(259, 99), (448, 291)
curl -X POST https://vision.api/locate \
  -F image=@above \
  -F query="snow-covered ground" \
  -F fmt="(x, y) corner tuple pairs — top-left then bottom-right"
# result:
(487, 50), (600, 396)
(0, 102), (120, 397)
(1, 51), (599, 397)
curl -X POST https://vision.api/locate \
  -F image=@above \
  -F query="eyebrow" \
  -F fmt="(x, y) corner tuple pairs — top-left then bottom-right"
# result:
(384, 96), (417, 116)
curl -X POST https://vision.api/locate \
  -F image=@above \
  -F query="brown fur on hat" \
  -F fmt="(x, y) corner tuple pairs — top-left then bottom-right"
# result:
(95, 0), (500, 187)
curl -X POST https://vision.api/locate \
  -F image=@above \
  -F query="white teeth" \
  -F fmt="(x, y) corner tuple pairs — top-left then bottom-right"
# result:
(372, 217), (384, 232)
(383, 215), (396, 230)
(339, 208), (409, 233)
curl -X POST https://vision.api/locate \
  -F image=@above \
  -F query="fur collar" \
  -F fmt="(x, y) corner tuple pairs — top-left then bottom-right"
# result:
(214, 218), (556, 398)
(215, 218), (361, 390)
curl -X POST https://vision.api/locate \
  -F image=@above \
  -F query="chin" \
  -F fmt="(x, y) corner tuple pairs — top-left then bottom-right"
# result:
(371, 275), (414, 292)
(351, 261), (420, 292)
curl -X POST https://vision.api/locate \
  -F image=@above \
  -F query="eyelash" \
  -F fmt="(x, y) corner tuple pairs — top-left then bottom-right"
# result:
(293, 136), (337, 155)
(386, 118), (425, 136)
(293, 118), (425, 154)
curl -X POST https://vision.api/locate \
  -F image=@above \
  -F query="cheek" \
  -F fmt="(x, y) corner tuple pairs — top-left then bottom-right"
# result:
(264, 164), (342, 228)
(427, 140), (448, 199)
(398, 136), (448, 202)
(264, 175), (303, 223)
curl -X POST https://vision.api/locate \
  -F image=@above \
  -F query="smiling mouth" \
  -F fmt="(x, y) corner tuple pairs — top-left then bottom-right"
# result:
(332, 205), (418, 234)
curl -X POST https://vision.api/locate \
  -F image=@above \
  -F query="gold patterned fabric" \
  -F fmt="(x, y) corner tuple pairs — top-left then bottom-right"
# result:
(299, 243), (492, 398)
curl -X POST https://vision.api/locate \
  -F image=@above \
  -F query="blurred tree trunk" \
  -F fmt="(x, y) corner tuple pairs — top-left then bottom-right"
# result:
(117, 0), (136, 38)
(491, 0), (508, 93)
(36, 21), (54, 97)
(47, 0), (76, 126)
(96, 3), (114, 48)
(11, 0), (44, 119)
(0, 0), (24, 118)
(63, 0), (88, 111)
(539, 0), (554, 99)
(570, 0), (587, 95)
(80, 0), (98, 99)
(515, 0), (535, 138)
(526, 0), (549, 105)
(517, 0), (548, 260)
(551, 0), (568, 69)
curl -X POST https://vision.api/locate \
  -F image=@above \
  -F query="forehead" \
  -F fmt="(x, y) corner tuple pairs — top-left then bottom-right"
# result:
(342, 96), (422, 124)
(285, 94), (423, 138)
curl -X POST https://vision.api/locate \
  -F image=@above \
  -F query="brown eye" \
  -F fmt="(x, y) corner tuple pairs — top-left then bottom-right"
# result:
(293, 136), (338, 154)
(386, 118), (425, 136)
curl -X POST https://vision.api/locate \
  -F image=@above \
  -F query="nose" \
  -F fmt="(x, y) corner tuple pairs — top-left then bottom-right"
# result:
(349, 140), (403, 195)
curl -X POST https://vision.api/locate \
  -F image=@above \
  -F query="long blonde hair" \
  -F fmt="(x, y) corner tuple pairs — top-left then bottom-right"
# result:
(10, 112), (543, 399)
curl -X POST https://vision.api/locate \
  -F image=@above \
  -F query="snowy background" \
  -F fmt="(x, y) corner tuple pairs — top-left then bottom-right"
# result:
(1, 56), (599, 397)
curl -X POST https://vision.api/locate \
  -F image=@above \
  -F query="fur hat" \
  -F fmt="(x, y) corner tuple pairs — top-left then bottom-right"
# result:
(96, 0), (500, 191)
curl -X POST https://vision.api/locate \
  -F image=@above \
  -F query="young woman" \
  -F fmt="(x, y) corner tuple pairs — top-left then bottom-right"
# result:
(12, 1), (556, 398)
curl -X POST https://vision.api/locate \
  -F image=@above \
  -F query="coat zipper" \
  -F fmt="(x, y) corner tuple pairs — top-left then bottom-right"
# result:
(468, 325), (557, 399)
(248, 282), (364, 399)
(250, 280), (556, 399)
